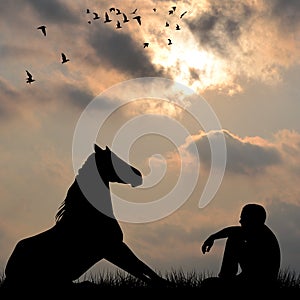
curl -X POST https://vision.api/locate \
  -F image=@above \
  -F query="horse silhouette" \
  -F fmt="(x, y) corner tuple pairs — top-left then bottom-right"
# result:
(3, 144), (167, 290)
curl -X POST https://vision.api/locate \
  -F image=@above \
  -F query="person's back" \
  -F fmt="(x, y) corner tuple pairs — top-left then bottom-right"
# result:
(237, 204), (280, 283)
(237, 223), (281, 282)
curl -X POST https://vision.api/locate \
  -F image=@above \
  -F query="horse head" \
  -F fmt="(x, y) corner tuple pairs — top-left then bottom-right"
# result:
(94, 144), (143, 187)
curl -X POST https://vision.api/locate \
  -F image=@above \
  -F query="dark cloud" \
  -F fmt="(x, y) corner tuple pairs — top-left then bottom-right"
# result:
(56, 82), (123, 113)
(187, 130), (282, 175)
(189, 67), (201, 81)
(270, 0), (300, 26)
(188, 12), (226, 55)
(27, 0), (78, 24)
(88, 24), (164, 77)
(0, 77), (96, 120)
(224, 19), (241, 41)
(186, 2), (254, 57)
(267, 0), (300, 45)
(186, 0), (300, 58)
(58, 83), (95, 110)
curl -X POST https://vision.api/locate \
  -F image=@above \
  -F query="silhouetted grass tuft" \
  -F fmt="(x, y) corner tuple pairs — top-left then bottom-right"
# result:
(163, 267), (211, 288)
(277, 267), (300, 289)
(77, 269), (149, 288)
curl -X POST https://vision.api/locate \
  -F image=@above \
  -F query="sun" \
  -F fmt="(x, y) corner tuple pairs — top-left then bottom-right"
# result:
(149, 28), (231, 94)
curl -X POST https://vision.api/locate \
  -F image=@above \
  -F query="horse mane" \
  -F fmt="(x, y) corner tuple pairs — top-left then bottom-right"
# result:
(55, 152), (102, 223)
(55, 200), (66, 222)
(55, 185), (84, 223)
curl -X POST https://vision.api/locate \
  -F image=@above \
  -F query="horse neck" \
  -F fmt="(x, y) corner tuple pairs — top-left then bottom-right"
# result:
(56, 153), (117, 225)
(74, 153), (115, 218)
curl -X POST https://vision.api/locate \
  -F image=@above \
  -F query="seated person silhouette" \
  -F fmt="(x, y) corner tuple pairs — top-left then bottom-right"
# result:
(201, 203), (281, 291)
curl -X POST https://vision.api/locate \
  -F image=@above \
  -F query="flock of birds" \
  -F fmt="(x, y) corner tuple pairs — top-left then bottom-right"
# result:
(26, 5), (188, 84)
(86, 5), (188, 48)
(26, 24), (70, 84)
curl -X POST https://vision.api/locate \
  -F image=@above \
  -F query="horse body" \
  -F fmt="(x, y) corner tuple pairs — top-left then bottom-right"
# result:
(3, 145), (167, 289)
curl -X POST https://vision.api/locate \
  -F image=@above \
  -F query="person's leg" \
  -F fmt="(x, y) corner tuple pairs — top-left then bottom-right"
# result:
(218, 236), (239, 278)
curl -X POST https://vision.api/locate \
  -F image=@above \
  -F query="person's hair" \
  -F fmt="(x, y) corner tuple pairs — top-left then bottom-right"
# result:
(241, 203), (267, 224)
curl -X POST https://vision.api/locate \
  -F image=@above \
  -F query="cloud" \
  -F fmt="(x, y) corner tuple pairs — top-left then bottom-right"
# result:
(145, 0), (300, 94)
(266, 200), (300, 269)
(185, 0), (300, 62)
(186, 1), (254, 57)
(0, 45), (48, 61)
(270, 0), (300, 30)
(0, 78), (20, 120)
(87, 24), (164, 78)
(0, 73), (95, 122)
(186, 129), (282, 175)
(27, 0), (78, 24)
(1, 0), (300, 99)
(56, 82), (95, 110)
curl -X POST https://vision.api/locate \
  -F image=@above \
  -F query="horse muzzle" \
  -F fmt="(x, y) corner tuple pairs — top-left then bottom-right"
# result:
(131, 176), (143, 187)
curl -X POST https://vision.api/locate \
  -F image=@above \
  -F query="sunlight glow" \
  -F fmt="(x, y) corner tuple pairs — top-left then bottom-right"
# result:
(150, 28), (236, 94)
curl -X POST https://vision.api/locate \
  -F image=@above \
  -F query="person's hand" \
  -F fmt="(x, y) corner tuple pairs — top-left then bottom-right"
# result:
(201, 237), (214, 254)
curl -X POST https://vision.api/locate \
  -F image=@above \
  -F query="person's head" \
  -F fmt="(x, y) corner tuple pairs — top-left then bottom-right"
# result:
(239, 203), (267, 228)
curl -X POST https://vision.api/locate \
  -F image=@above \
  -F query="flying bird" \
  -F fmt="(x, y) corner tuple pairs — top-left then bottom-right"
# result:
(61, 52), (70, 64)
(93, 12), (100, 20)
(167, 38), (172, 45)
(122, 13), (129, 23)
(165, 22), (170, 27)
(116, 20), (122, 29)
(37, 25), (47, 36)
(26, 70), (35, 84)
(109, 7), (115, 12)
(86, 9), (90, 14)
(180, 11), (187, 18)
(104, 12), (112, 23)
(143, 42), (149, 48)
(131, 8), (138, 14)
(172, 6), (176, 11)
(153, 8), (157, 12)
(168, 10), (174, 15)
(133, 15), (141, 25)
(116, 8), (121, 15)
(176, 24), (181, 30)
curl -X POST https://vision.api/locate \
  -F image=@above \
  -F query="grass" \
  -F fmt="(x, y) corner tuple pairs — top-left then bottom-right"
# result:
(74, 267), (300, 289)
(75, 267), (212, 288)
(0, 267), (299, 295)
(277, 268), (300, 289)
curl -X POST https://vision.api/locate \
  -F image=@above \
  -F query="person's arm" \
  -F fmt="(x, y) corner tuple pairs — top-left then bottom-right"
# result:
(201, 226), (239, 254)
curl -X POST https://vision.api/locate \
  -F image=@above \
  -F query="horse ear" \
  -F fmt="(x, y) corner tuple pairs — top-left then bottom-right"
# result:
(94, 144), (103, 153)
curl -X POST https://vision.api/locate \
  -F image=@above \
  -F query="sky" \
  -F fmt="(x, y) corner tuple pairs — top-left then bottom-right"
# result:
(1, 0), (300, 280)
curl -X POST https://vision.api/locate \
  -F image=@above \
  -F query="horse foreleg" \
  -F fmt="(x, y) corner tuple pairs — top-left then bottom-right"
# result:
(104, 242), (167, 286)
